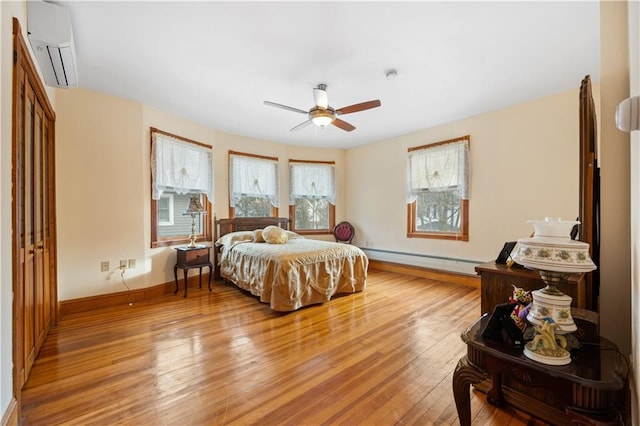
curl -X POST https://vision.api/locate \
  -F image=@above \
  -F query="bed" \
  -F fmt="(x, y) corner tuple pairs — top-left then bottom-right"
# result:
(214, 217), (368, 311)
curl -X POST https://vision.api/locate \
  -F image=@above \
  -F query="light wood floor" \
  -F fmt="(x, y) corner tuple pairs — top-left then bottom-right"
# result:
(20, 269), (546, 425)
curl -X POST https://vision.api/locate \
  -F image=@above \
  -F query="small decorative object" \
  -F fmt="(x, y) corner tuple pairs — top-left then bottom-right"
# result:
(184, 195), (207, 248)
(509, 285), (532, 331)
(523, 320), (571, 365)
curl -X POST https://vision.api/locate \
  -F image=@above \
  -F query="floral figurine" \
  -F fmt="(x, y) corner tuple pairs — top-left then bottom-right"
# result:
(509, 285), (533, 331)
(526, 319), (569, 358)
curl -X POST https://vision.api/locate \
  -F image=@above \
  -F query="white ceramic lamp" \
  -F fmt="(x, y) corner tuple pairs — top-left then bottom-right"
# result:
(512, 217), (596, 365)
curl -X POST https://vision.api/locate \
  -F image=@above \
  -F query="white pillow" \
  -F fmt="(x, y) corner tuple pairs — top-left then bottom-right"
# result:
(215, 231), (254, 247)
(262, 226), (289, 244)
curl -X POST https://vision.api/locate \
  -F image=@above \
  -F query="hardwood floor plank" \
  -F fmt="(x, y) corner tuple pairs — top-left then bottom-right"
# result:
(21, 268), (540, 425)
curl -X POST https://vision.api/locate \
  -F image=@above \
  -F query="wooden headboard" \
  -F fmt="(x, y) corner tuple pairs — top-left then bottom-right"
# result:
(214, 216), (291, 240)
(213, 217), (291, 281)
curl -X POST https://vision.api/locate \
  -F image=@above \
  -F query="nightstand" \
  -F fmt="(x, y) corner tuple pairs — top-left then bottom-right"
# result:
(453, 314), (628, 425)
(174, 246), (213, 297)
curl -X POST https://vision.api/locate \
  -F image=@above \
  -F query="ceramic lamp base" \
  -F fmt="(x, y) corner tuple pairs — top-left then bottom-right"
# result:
(524, 344), (571, 365)
(526, 289), (576, 334)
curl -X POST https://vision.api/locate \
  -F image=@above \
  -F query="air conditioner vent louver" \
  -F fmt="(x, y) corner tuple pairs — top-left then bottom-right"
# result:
(27, 1), (78, 89)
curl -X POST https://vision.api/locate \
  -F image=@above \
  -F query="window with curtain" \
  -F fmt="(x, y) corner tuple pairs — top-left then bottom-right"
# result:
(289, 160), (335, 233)
(229, 151), (279, 217)
(150, 127), (213, 247)
(407, 135), (470, 241)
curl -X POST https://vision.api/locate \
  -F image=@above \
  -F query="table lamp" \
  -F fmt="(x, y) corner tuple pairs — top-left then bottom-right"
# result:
(512, 217), (596, 365)
(184, 195), (207, 248)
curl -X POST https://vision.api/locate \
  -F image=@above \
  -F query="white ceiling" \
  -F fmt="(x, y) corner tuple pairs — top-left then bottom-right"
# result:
(54, 1), (601, 149)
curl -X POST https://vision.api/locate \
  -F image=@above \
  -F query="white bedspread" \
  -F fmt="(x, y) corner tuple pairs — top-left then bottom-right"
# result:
(219, 238), (368, 311)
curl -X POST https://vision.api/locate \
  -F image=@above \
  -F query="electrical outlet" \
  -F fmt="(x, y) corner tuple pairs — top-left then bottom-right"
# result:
(128, 258), (136, 269)
(119, 260), (127, 269)
(101, 261), (109, 272)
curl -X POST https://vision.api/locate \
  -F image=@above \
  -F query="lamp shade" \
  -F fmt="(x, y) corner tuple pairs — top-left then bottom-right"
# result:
(184, 196), (206, 214)
(512, 217), (596, 274)
(309, 108), (335, 127)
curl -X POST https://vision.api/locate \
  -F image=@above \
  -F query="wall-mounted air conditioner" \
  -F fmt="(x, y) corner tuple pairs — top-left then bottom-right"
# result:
(27, 0), (78, 89)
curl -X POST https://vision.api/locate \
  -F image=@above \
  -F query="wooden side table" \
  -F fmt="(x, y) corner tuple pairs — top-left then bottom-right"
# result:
(174, 246), (213, 297)
(453, 315), (628, 425)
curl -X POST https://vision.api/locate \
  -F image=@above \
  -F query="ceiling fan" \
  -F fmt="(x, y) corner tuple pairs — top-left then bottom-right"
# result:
(264, 84), (381, 132)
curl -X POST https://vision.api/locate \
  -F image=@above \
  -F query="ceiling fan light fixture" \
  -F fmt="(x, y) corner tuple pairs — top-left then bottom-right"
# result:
(309, 108), (335, 127)
(264, 86), (380, 133)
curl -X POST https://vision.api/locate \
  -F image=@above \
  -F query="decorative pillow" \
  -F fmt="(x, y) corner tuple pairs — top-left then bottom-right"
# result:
(215, 231), (254, 247)
(253, 229), (265, 243)
(262, 225), (289, 244)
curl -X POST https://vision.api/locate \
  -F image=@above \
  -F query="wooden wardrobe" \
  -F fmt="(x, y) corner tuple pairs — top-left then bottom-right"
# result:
(12, 18), (58, 400)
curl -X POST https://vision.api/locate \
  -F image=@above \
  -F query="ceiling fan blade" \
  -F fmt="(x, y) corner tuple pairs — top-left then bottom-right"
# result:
(264, 101), (308, 115)
(335, 99), (381, 115)
(313, 85), (328, 109)
(290, 119), (312, 131)
(332, 118), (356, 132)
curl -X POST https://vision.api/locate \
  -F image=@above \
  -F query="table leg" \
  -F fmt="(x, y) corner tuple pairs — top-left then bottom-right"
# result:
(198, 267), (203, 288)
(182, 269), (188, 297)
(207, 263), (213, 292)
(486, 370), (504, 407)
(453, 356), (488, 426)
(173, 265), (179, 295)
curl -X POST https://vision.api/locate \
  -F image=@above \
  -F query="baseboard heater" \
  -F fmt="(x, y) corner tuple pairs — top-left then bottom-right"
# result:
(361, 247), (484, 276)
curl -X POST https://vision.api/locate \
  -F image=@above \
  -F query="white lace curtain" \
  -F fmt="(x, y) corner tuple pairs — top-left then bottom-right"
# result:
(151, 131), (213, 201)
(407, 138), (470, 203)
(289, 162), (335, 204)
(229, 153), (279, 207)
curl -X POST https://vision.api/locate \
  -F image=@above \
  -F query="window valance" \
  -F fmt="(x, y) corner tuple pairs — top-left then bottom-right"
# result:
(151, 131), (213, 202)
(289, 162), (335, 205)
(407, 138), (469, 203)
(229, 153), (279, 208)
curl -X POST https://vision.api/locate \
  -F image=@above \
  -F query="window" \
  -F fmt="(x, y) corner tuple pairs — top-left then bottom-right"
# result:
(289, 160), (335, 234)
(156, 190), (206, 238)
(150, 128), (213, 247)
(407, 135), (470, 241)
(229, 151), (279, 217)
(158, 193), (174, 226)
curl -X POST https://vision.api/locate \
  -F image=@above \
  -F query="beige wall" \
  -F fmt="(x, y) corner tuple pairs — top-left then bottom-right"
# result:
(347, 88), (582, 274)
(55, 88), (347, 301)
(600, 0), (632, 359)
(60, 87), (588, 299)
(55, 89), (144, 300)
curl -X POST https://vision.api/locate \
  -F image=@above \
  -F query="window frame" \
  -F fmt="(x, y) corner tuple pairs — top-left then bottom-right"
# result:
(150, 127), (212, 248)
(288, 159), (336, 235)
(406, 135), (470, 241)
(228, 150), (279, 218)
